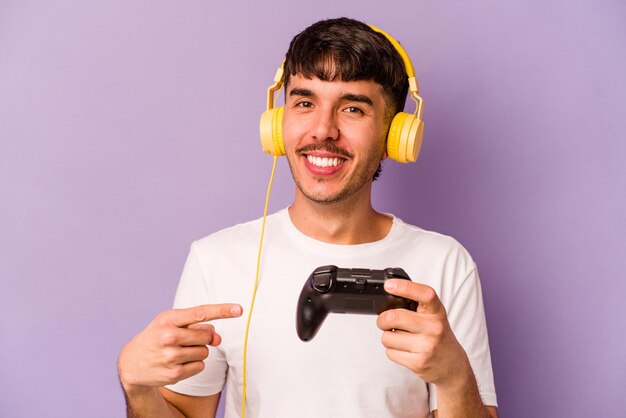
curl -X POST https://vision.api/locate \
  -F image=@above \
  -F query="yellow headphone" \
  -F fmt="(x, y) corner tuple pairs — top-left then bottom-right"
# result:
(259, 25), (424, 164)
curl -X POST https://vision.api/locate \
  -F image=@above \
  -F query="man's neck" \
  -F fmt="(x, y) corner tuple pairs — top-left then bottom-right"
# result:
(288, 190), (392, 245)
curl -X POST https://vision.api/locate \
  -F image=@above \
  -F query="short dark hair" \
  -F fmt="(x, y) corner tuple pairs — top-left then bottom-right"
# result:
(283, 17), (410, 180)
(284, 17), (409, 119)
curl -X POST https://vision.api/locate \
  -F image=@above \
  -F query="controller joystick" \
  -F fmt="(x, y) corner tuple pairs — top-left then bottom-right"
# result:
(296, 265), (418, 341)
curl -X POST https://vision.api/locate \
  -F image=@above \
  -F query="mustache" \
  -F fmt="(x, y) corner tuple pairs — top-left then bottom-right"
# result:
(295, 143), (353, 159)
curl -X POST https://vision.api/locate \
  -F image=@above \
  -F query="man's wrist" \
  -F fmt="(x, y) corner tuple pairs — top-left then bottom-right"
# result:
(435, 356), (474, 394)
(121, 381), (160, 398)
(434, 358), (490, 418)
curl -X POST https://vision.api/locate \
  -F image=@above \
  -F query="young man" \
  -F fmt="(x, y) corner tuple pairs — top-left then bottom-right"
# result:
(118, 18), (498, 418)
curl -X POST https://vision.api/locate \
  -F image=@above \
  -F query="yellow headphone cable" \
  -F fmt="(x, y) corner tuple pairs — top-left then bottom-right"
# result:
(240, 154), (278, 418)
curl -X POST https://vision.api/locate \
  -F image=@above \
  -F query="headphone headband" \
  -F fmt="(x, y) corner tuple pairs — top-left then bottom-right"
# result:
(367, 25), (419, 95)
(266, 25), (418, 109)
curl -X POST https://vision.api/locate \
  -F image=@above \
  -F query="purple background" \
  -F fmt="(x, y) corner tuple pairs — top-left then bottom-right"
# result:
(1, 1), (625, 417)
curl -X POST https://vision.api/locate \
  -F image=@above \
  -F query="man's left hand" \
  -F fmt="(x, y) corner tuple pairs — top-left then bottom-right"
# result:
(376, 279), (471, 387)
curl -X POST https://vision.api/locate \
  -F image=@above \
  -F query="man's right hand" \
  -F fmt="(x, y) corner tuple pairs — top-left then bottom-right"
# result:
(118, 303), (243, 393)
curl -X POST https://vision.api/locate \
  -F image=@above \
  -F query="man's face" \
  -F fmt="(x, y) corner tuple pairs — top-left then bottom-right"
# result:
(282, 74), (389, 205)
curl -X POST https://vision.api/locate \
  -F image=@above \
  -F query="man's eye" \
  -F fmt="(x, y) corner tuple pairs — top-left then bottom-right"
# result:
(345, 106), (364, 114)
(296, 101), (313, 108)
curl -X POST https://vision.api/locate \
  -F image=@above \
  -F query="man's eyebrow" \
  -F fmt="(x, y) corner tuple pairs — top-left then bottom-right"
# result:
(288, 89), (374, 105)
(289, 88), (314, 97)
(340, 93), (373, 106)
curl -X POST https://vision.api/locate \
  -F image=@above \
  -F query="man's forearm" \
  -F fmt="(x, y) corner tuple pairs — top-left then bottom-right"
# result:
(122, 385), (185, 418)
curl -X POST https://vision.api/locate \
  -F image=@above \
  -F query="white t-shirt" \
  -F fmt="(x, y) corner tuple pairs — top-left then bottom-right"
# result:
(166, 209), (497, 417)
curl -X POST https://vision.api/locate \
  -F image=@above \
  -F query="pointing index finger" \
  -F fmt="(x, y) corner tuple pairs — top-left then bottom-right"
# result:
(169, 304), (243, 327)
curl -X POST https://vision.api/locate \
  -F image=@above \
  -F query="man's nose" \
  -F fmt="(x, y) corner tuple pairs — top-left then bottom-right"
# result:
(310, 109), (339, 142)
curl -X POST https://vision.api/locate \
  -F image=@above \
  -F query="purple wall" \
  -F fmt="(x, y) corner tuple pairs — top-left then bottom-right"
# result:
(1, 1), (624, 417)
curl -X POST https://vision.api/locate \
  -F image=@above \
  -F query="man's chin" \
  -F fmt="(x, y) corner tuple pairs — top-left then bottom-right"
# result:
(306, 196), (342, 206)
(301, 191), (342, 205)
(298, 183), (365, 206)
(294, 185), (342, 205)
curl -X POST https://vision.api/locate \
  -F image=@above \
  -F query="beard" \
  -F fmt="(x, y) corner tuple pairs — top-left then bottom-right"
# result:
(285, 143), (384, 205)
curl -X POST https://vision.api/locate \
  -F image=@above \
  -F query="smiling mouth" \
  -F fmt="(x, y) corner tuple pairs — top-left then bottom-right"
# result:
(297, 144), (352, 170)
(306, 155), (345, 168)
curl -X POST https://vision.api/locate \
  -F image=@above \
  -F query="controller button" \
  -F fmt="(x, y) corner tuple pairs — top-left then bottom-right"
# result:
(313, 272), (332, 292)
(355, 277), (366, 291)
(352, 268), (370, 277)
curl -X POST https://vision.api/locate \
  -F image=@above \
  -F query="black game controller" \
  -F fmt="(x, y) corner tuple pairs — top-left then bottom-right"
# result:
(296, 265), (418, 341)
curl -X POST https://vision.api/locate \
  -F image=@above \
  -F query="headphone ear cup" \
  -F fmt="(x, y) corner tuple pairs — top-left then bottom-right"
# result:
(260, 106), (285, 156)
(386, 112), (424, 163)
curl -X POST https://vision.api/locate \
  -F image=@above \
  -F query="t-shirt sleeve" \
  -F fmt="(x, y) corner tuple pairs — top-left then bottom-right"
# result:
(428, 266), (498, 411)
(164, 242), (228, 396)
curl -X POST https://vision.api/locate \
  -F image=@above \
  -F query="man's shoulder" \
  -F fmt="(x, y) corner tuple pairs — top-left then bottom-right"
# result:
(393, 216), (464, 247)
(392, 216), (475, 263)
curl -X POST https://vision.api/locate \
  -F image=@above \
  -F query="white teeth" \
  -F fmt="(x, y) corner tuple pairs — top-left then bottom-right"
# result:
(307, 155), (343, 167)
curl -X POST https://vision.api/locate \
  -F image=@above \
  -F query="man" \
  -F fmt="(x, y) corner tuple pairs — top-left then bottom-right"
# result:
(118, 17), (498, 418)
